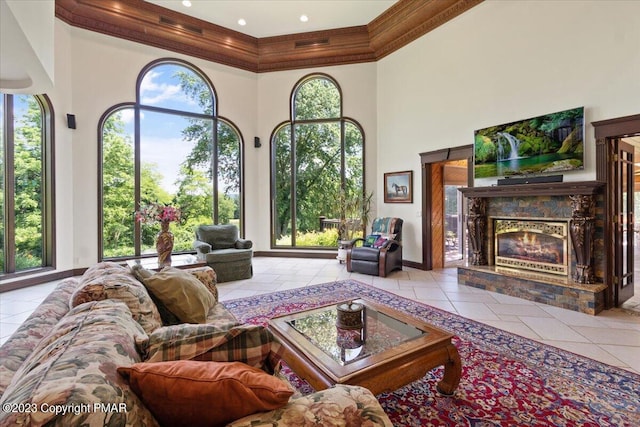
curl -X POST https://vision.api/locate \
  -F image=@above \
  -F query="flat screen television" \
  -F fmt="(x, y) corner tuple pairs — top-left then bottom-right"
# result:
(473, 107), (584, 179)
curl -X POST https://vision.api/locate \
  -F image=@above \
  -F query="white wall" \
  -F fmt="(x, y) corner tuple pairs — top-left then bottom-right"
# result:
(49, 19), (75, 272)
(54, 22), (377, 267)
(377, 0), (640, 263)
(45, 0), (640, 271)
(55, 24), (257, 268)
(1, 0), (55, 93)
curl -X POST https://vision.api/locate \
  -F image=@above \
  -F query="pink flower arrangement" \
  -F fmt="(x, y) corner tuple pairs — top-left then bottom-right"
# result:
(135, 202), (181, 224)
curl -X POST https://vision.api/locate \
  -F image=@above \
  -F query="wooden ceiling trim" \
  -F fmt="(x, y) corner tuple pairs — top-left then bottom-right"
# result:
(54, 0), (483, 73)
(369, 0), (484, 59)
(55, 0), (260, 72)
(257, 26), (375, 72)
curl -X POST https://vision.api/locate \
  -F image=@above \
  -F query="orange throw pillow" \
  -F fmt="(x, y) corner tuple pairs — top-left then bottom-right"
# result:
(118, 360), (293, 427)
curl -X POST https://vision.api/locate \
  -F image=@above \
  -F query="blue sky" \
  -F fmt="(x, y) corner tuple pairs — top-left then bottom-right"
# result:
(118, 64), (212, 193)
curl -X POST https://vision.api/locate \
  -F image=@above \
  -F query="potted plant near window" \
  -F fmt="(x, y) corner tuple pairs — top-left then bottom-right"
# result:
(336, 190), (374, 263)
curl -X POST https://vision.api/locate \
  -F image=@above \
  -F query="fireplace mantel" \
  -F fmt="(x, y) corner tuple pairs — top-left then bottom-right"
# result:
(458, 179), (607, 314)
(460, 180), (604, 198)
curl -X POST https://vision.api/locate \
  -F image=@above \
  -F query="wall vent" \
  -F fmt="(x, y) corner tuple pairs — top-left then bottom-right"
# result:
(295, 38), (329, 48)
(159, 16), (203, 35)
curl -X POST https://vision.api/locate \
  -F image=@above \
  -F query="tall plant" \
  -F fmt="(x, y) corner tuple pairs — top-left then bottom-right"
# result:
(337, 189), (374, 241)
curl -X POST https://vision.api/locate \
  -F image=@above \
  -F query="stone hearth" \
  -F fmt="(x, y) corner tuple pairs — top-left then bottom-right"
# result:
(459, 181), (607, 315)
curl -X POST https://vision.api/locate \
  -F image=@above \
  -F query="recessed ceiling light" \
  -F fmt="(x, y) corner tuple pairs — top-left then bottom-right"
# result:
(238, 18), (247, 26)
(300, 15), (309, 23)
(182, 0), (192, 7)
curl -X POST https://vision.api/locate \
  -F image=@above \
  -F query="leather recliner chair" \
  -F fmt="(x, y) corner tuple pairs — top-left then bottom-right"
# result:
(346, 217), (403, 277)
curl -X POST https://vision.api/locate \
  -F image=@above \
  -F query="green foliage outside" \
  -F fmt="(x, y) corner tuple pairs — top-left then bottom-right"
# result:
(102, 109), (240, 257)
(0, 95), (44, 272)
(274, 76), (365, 248)
(101, 64), (241, 258)
(102, 111), (135, 257)
(276, 228), (340, 247)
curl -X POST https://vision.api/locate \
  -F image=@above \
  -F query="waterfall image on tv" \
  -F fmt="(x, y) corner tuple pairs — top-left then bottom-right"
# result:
(474, 107), (584, 179)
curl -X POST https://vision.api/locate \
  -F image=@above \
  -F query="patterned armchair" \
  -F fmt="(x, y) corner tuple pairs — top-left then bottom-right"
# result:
(346, 217), (403, 277)
(193, 224), (253, 282)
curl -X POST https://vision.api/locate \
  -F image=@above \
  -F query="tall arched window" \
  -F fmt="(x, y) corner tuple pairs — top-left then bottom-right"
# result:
(99, 59), (244, 259)
(271, 74), (364, 248)
(1, 93), (55, 279)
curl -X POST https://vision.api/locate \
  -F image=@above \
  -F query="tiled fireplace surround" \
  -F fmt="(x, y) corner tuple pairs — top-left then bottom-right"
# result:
(457, 181), (607, 315)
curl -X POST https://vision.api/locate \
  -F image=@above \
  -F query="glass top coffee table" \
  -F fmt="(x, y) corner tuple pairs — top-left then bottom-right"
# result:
(268, 298), (461, 396)
(125, 254), (206, 270)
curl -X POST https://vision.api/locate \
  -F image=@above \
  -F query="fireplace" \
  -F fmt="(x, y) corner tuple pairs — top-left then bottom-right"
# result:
(494, 219), (568, 276)
(458, 181), (607, 315)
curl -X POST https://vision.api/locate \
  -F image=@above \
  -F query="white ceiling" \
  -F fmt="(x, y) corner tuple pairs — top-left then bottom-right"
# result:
(1, 0), (54, 93)
(146, 0), (397, 38)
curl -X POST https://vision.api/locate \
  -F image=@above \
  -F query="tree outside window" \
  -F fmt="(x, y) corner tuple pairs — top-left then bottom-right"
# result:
(272, 74), (365, 248)
(100, 60), (243, 259)
(0, 94), (54, 277)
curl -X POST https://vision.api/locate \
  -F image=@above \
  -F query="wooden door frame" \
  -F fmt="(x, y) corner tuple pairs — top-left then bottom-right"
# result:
(592, 113), (640, 308)
(419, 145), (473, 270)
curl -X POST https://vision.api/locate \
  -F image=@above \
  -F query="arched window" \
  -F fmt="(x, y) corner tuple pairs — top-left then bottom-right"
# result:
(271, 74), (365, 248)
(0, 94), (55, 278)
(99, 59), (244, 259)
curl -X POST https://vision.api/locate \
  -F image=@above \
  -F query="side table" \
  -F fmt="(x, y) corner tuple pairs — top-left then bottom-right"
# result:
(336, 240), (354, 263)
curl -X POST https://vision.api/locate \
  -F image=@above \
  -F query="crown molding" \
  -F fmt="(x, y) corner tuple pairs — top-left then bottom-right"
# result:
(55, 0), (483, 73)
(369, 0), (483, 59)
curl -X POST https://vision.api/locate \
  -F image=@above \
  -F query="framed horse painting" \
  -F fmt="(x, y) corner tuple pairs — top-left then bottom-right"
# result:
(384, 170), (413, 203)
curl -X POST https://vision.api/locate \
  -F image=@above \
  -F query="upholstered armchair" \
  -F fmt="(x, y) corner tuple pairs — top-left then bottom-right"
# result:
(346, 217), (403, 277)
(193, 224), (253, 282)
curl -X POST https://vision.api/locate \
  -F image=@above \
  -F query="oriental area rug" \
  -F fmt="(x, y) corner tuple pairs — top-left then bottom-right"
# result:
(224, 279), (640, 427)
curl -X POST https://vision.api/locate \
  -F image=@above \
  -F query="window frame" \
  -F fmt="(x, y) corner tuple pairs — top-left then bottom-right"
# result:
(98, 58), (245, 261)
(270, 73), (366, 249)
(1, 93), (56, 280)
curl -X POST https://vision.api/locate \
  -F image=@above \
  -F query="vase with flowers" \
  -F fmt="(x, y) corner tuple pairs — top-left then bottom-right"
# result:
(135, 202), (182, 267)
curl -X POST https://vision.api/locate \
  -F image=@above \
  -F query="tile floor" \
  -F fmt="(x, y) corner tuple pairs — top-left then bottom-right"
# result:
(1, 257), (639, 374)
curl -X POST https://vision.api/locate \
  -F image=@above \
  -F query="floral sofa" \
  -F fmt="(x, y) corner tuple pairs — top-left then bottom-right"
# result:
(0, 262), (392, 427)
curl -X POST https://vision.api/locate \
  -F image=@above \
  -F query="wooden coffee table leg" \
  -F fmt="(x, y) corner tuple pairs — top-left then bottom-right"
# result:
(436, 343), (462, 396)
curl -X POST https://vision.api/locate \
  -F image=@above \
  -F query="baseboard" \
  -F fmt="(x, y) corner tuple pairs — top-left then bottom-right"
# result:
(254, 251), (336, 259)
(0, 269), (76, 293)
(402, 259), (424, 270)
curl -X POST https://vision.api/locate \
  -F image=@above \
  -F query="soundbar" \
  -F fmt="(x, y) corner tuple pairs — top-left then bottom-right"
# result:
(497, 175), (563, 186)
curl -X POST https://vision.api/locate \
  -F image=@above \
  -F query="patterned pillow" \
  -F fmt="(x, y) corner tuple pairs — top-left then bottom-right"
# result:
(228, 385), (393, 427)
(0, 300), (156, 427)
(185, 266), (218, 301)
(373, 233), (397, 248)
(70, 271), (162, 334)
(373, 236), (389, 248)
(363, 234), (380, 247)
(144, 323), (282, 373)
